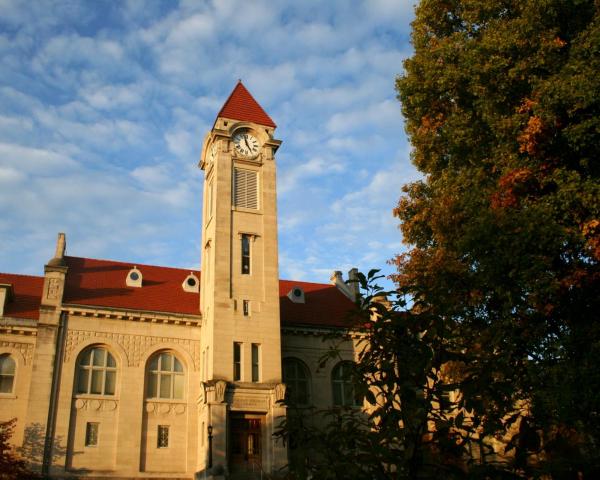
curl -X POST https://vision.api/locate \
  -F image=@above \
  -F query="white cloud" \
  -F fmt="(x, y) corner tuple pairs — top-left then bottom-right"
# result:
(0, 0), (416, 285)
(278, 155), (345, 194)
(326, 98), (402, 134)
(0, 143), (79, 174)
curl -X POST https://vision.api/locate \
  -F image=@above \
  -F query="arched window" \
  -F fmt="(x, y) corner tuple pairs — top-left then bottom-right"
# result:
(0, 354), (16, 394)
(146, 352), (184, 400)
(282, 358), (311, 406)
(331, 361), (359, 407)
(76, 347), (117, 395)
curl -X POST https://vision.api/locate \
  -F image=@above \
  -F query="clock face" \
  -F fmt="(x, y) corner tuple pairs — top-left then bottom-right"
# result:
(232, 131), (260, 157)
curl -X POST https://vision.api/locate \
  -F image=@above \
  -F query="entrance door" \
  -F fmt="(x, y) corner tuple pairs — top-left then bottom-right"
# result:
(230, 415), (262, 475)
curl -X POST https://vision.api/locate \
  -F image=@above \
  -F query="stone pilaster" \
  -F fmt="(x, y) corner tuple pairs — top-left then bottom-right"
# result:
(23, 233), (68, 472)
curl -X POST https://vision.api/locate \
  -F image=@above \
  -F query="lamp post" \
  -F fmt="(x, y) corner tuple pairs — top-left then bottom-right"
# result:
(207, 425), (213, 469)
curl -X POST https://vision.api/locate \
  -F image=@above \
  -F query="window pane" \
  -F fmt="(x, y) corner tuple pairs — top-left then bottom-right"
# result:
(147, 372), (157, 398)
(173, 374), (184, 399)
(92, 348), (105, 366)
(149, 356), (159, 371)
(158, 425), (169, 448)
(0, 376), (14, 393)
(77, 368), (89, 394)
(0, 356), (15, 375)
(173, 357), (183, 373)
(297, 382), (308, 405)
(160, 353), (172, 372)
(85, 422), (99, 446)
(106, 352), (116, 368)
(79, 349), (91, 366)
(104, 371), (116, 395)
(160, 374), (172, 398)
(91, 370), (103, 394)
(242, 235), (250, 256)
(333, 383), (342, 406)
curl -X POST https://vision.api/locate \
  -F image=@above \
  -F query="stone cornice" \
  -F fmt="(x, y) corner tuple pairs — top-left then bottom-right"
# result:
(0, 317), (38, 336)
(281, 324), (365, 339)
(62, 304), (202, 326)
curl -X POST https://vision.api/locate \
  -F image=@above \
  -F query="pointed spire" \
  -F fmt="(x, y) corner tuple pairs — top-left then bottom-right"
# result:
(215, 81), (276, 128)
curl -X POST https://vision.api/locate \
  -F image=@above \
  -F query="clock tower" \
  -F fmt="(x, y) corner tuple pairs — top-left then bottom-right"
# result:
(198, 81), (287, 476)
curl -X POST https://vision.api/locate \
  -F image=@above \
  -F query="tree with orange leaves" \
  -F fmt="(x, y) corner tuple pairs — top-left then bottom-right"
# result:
(394, 0), (600, 478)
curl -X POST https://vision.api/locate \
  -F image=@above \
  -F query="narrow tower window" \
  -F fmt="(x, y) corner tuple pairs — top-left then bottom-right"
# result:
(233, 343), (242, 381)
(241, 234), (251, 274)
(251, 344), (260, 382)
(243, 300), (250, 316)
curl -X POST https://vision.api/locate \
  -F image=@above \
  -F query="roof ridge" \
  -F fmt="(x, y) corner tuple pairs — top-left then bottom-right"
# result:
(64, 255), (200, 273)
(0, 272), (44, 280)
(280, 278), (334, 287)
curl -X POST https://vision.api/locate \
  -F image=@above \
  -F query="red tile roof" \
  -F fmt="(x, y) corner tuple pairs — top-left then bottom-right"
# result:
(279, 279), (357, 328)
(216, 81), (276, 128)
(0, 273), (44, 320)
(63, 257), (201, 316)
(1, 257), (357, 327)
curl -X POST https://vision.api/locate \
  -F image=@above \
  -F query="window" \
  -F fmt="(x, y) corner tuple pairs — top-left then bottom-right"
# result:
(233, 168), (258, 209)
(76, 347), (116, 395)
(233, 343), (242, 381)
(283, 358), (311, 405)
(0, 355), (15, 394)
(85, 422), (99, 447)
(332, 361), (360, 407)
(158, 425), (169, 448)
(241, 234), (251, 274)
(243, 300), (250, 316)
(251, 344), (260, 382)
(147, 352), (184, 400)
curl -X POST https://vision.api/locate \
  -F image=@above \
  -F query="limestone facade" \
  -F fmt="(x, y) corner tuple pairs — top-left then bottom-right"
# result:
(0, 82), (359, 479)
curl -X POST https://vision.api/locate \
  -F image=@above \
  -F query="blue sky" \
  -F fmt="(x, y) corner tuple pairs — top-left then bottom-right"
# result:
(0, 0), (418, 287)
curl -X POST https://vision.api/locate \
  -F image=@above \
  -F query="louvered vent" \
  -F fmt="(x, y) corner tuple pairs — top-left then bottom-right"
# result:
(233, 168), (258, 209)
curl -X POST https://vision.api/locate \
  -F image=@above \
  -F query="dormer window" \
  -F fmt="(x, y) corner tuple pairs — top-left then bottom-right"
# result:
(126, 267), (143, 288)
(182, 273), (200, 293)
(287, 286), (305, 304)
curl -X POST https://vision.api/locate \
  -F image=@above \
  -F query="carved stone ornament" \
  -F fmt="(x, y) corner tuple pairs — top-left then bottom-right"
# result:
(275, 383), (287, 402)
(0, 341), (34, 365)
(215, 380), (227, 403)
(144, 402), (186, 416)
(64, 329), (201, 371)
(73, 398), (119, 412)
(46, 278), (60, 300)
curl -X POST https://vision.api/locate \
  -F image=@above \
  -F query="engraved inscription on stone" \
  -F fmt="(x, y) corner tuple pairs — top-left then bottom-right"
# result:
(231, 395), (268, 411)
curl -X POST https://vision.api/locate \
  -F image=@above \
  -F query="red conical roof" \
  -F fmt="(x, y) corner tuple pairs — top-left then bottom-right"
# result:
(215, 81), (276, 128)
